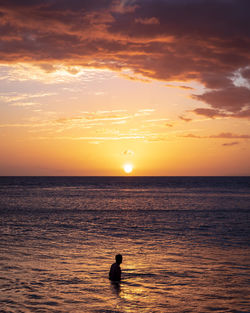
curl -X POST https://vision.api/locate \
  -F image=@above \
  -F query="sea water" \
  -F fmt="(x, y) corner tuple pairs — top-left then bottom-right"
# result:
(0, 176), (249, 313)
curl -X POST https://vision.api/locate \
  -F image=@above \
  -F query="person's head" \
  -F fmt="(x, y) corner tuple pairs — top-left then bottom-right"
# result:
(115, 254), (123, 265)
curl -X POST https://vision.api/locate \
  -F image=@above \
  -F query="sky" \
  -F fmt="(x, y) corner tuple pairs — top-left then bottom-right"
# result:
(0, 0), (250, 176)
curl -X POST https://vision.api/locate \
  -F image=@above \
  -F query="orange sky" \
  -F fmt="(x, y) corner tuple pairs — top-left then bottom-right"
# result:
(0, 0), (250, 175)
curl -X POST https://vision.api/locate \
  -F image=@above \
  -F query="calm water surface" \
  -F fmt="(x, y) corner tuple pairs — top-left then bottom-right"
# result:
(0, 177), (250, 312)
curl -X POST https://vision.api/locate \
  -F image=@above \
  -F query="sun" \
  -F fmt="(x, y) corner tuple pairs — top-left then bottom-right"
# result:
(123, 163), (133, 174)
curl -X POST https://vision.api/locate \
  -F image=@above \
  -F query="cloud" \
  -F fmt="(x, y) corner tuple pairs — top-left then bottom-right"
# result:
(210, 133), (250, 139)
(165, 123), (173, 127)
(135, 17), (159, 25)
(122, 149), (134, 156)
(165, 84), (194, 90)
(242, 67), (250, 80)
(146, 118), (169, 123)
(192, 86), (250, 116)
(56, 111), (131, 124)
(10, 102), (38, 107)
(0, 108), (156, 136)
(73, 135), (145, 141)
(35, 130), (169, 142)
(192, 108), (228, 119)
(0, 92), (56, 104)
(37, 135), (146, 141)
(55, 109), (153, 126)
(0, 63), (114, 84)
(181, 132), (250, 139)
(138, 109), (155, 113)
(222, 141), (239, 146)
(0, 0), (250, 116)
(179, 116), (192, 122)
(192, 107), (250, 119)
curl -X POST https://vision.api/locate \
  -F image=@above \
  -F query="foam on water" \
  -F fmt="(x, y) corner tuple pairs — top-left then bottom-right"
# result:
(0, 177), (250, 312)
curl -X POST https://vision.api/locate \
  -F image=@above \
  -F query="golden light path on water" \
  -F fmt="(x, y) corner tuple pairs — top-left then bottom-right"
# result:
(7, 241), (247, 313)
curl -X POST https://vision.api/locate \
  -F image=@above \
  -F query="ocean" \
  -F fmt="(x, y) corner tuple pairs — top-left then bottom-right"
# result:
(0, 176), (249, 313)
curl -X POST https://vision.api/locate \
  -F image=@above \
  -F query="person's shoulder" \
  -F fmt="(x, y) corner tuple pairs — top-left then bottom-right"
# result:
(109, 263), (117, 273)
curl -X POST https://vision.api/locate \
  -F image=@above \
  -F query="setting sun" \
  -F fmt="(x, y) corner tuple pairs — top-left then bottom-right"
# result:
(123, 164), (133, 174)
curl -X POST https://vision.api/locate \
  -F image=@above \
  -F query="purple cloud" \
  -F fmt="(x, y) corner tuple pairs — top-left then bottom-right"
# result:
(0, 0), (250, 116)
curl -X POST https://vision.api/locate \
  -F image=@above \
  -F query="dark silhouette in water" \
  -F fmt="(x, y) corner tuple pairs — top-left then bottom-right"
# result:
(110, 280), (121, 296)
(109, 254), (122, 281)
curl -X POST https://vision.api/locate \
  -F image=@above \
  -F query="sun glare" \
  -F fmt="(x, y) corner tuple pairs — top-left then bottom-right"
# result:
(123, 163), (133, 174)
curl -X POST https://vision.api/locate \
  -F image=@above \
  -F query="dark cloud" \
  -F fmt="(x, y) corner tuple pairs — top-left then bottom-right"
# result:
(241, 67), (250, 80)
(192, 107), (250, 119)
(222, 141), (239, 146)
(192, 108), (228, 119)
(179, 116), (192, 122)
(210, 133), (250, 139)
(0, 0), (250, 116)
(193, 86), (250, 114)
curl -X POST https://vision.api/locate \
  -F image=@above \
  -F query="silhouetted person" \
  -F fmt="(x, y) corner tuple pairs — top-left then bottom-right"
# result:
(109, 254), (122, 281)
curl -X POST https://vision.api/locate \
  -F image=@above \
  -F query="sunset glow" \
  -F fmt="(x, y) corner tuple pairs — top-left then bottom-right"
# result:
(0, 0), (249, 175)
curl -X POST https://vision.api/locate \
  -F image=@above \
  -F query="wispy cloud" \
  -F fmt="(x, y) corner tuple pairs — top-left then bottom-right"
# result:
(138, 109), (155, 113)
(179, 116), (192, 122)
(56, 109), (154, 126)
(43, 135), (146, 141)
(0, 92), (56, 107)
(165, 84), (194, 90)
(181, 132), (250, 139)
(222, 141), (240, 146)
(10, 102), (38, 107)
(0, 109), (155, 134)
(145, 118), (169, 123)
